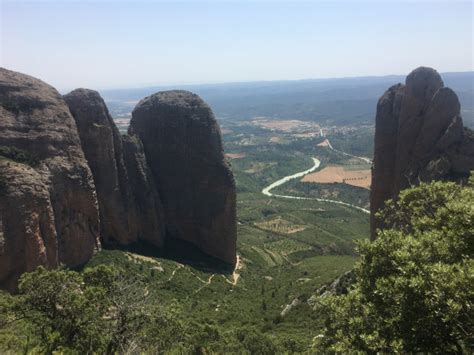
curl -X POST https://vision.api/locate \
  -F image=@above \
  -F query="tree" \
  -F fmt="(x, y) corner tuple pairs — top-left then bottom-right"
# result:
(235, 328), (278, 355)
(314, 178), (474, 353)
(15, 266), (109, 353)
(9, 264), (184, 354)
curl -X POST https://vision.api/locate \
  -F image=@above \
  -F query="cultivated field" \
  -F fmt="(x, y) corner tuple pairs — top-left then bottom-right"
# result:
(225, 153), (246, 159)
(317, 139), (331, 147)
(301, 165), (371, 189)
(255, 217), (307, 234)
(251, 118), (320, 133)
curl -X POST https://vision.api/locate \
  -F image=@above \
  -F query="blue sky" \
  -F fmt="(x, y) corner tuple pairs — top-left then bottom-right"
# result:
(1, 1), (472, 90)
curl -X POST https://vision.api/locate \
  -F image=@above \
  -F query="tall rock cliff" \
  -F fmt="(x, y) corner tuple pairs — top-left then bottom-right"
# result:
(64, 89), (165, 247)
(0, 69), (237, 290)
(121, 133), (166, 247)
(370, 67), (474, 239)
(130, 91), (237, 265)
(0, 68), (100, 291)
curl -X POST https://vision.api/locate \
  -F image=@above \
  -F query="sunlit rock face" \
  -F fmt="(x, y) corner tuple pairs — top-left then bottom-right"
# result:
(0, 70), (238, 292)
(64, 89), (165, 248)
(370, 67), (474, 239)
(130, 90), (237, 265)
(0, 68), (100, 291)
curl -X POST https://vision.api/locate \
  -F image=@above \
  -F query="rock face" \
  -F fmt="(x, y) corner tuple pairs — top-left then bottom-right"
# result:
(121, 133), (166, 247)
(64, 89), (165, 247)
(0, 69), (237, 291)
(370, 67), (474, 239)
(0, 68), (100, 291)
(130, 91), (237, 265)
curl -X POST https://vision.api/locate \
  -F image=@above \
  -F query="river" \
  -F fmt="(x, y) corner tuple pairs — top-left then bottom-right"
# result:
(261, 156), (370, 214)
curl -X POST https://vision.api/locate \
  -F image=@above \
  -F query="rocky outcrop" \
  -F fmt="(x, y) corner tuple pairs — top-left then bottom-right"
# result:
(0, 69), (237, 291)
(370, 67), (474, 239)
(64, 89), (133, 246)
(0, 68), (100, 291)
(64, 89), (165, 247)
(121, 133), (165, 247)
(130, 91), (237, 265)
(0, 161), (58, 291)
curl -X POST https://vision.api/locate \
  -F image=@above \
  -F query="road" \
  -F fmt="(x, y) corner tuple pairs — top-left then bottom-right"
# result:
(322, 130), (372, 164)
(327, 141), (372, 164)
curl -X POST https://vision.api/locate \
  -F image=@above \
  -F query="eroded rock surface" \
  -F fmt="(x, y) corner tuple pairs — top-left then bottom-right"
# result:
(64, 89), (165, 248)
(0, 68), (100, 291)
(64, 89), (134, 246)
(0, 69), (237, 291)
(370, 67), (474, 239)
(121, 133), (166, 247)
(130, 91), (237, 265)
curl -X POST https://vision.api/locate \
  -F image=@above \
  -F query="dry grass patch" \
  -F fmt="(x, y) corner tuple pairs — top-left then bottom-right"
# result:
(317, 139), (331, 147)
(255, 217), (307, 234)
(225, 153), (246, 159)
(302, 166), (371, 189)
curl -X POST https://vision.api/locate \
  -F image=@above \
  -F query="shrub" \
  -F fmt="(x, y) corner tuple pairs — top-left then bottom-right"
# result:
(314, 178), (474, 353)
(0, 146), (39, 167)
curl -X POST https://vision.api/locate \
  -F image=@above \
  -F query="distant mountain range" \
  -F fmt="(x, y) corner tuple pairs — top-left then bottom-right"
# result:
(100, 72), (474, 127)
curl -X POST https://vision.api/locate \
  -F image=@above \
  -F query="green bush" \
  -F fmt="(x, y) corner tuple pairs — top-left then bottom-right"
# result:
(0, 146), (39, 166)
(2, 265), (186, 354)
(314, 178), (474, 353)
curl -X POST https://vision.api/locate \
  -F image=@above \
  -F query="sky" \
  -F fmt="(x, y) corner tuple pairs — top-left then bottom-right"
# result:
(1, 0), (473, 90)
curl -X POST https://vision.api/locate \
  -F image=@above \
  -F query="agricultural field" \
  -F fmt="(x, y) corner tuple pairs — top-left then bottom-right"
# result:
(301, 165), (371, 189)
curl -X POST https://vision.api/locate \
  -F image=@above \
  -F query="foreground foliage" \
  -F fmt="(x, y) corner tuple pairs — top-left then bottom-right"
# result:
(0, 265), (184, 353)
(315, 178), (474, 353)
(0, 263), (310, 353)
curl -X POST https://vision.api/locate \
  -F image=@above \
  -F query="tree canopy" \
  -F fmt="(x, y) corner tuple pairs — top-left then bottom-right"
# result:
(1, 265), (184, 354)
(314, 178), (474, 353)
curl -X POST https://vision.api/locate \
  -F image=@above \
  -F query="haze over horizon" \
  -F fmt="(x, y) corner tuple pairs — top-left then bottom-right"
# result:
(1, 0), (473, 90)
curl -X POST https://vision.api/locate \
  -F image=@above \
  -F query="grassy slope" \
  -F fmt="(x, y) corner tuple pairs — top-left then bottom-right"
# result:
(0, 121), (370, 351)
(81, 123), (369, 348)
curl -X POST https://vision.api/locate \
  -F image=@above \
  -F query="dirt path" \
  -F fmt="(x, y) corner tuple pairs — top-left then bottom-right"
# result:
(325, 137), (372, 164)
(167, 264), (184, 282)
(125, 252), (162, 267)
(223, 255), (243, 286)
(193, 274), (216, 294)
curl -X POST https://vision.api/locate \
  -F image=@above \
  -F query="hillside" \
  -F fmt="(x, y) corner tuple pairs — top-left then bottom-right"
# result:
(101, 72), (474, 127)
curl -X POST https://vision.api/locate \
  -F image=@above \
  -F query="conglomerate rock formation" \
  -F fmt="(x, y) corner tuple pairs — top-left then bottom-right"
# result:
(0, 68), (100, 291)
(64, 89), (165, 248)
(121, 133), (166, 247)
(0, 68), (237, 291)
(130, 91), (237, 265)
(64, 89), (134, 246)
(370, 67), (474, 239)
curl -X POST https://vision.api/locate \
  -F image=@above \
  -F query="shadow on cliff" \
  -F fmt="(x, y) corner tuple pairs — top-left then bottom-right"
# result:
(108, 239), (235, 274)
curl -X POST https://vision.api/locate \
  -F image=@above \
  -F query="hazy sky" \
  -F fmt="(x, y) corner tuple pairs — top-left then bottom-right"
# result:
(1, 0), (472, 90)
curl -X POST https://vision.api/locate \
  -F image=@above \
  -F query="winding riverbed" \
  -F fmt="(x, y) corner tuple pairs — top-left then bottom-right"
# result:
(261, 156), (370, 214)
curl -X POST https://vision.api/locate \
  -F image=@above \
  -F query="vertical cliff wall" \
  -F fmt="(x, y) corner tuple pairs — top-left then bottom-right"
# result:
(370, 67), (474, 239)
(130, 91), (237, 265)
(0, 68), (239, 290)
(64, 89), (165, 248)
(0, 68), (100, 291)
